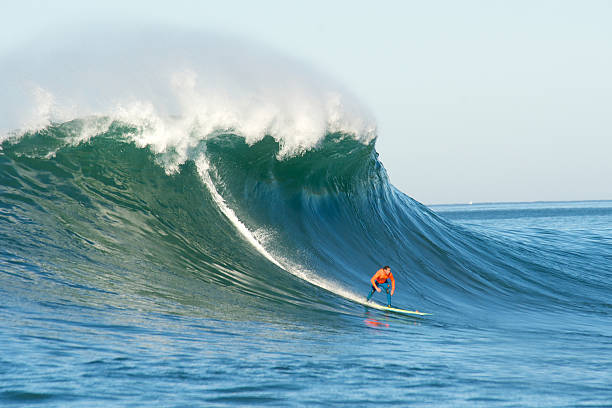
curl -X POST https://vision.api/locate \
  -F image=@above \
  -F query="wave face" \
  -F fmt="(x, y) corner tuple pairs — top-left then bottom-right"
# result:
(2, 119), (610, 324)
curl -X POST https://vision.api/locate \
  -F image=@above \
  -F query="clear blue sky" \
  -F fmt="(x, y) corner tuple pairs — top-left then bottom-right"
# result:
(2, 0), (611, 204)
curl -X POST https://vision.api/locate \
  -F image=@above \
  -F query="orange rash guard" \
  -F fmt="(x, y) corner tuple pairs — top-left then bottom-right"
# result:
(370, 269), (395, 294)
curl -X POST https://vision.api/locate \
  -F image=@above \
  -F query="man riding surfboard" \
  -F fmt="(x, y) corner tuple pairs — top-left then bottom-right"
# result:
(366, 265), (395, 307)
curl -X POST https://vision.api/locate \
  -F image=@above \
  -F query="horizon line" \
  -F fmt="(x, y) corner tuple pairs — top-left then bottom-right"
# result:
(426, 198), (612, 207)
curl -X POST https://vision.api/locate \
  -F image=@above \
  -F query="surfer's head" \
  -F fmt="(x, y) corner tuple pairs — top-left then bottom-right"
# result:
(383, 265), (390, 273)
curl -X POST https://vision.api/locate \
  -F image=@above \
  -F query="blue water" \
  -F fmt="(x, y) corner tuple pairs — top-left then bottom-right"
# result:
(1, 118), (611, 406)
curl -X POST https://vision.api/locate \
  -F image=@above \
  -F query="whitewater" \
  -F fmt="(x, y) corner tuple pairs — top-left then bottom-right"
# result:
(1, 28), (611, 407)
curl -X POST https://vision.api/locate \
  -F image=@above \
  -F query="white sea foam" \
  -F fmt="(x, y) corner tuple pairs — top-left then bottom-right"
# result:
(195, 154), (284, 269)
(1, 27), (377, 162)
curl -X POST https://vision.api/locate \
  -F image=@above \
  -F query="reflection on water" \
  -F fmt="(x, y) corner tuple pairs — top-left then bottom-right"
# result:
(364, 318), (389, 328)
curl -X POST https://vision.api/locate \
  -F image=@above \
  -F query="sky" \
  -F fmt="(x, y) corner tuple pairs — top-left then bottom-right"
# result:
(2, 0), (611, 204)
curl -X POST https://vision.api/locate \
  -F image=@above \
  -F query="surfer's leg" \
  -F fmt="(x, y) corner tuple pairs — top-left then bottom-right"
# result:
(366, 286), (376, 301)
(380, 282), (391, 306)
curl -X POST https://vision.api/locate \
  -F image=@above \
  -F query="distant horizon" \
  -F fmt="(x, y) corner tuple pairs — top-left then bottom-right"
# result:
(427, 198), (612, 207)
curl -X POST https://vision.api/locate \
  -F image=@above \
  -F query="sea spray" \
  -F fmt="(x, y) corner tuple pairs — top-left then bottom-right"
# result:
(1, 27), (376, 160)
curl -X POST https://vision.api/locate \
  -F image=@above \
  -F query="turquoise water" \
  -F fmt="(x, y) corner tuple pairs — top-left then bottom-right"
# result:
(1, 122), (611, 406)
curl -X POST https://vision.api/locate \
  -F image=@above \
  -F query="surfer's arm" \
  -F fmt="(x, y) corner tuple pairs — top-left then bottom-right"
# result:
(370, 275), (380, 291)
(390, 273), (395, 295)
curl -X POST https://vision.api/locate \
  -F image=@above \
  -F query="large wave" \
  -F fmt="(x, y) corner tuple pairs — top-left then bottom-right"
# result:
(2, 120), (608, 321)
(1, 28), (608, 324)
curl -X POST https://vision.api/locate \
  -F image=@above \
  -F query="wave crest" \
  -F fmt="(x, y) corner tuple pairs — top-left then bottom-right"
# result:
(0, 27), (377, 159)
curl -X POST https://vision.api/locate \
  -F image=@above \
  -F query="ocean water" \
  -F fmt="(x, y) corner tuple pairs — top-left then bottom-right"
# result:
(2, 124), (611, 407)
(2, 29), (612, 407)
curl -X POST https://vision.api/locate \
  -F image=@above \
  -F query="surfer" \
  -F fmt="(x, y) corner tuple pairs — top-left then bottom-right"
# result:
(366, 266), (395, 307)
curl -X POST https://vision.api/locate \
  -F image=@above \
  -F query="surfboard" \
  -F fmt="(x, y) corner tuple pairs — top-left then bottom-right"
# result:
(380, 306), (431, 316)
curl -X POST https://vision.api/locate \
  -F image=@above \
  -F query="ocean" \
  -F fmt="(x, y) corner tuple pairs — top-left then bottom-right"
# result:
(1, 123), (611, 406)
(1, 29), (611, 407)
